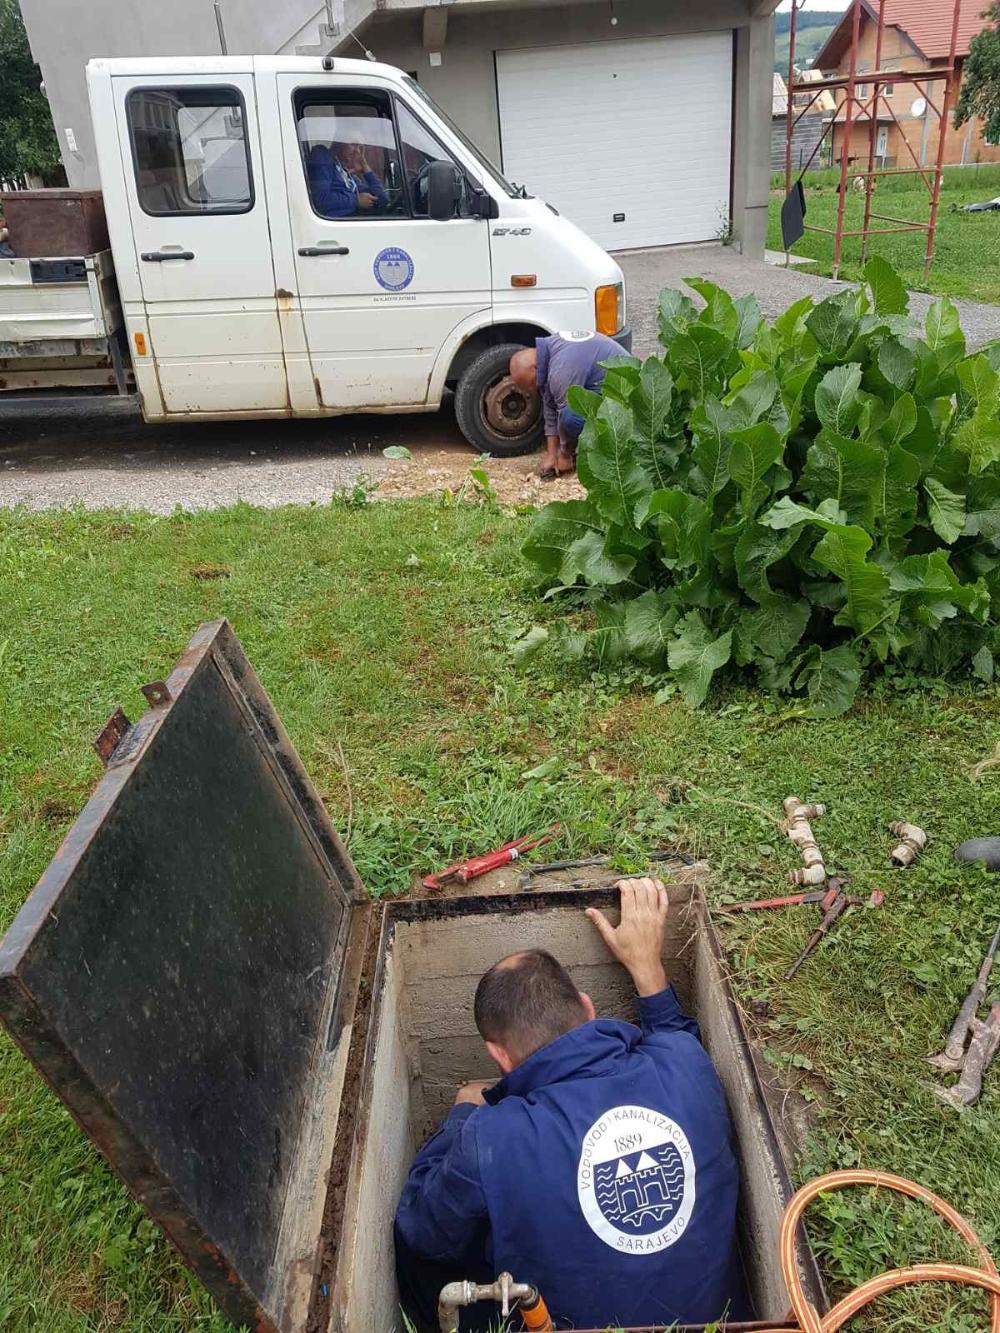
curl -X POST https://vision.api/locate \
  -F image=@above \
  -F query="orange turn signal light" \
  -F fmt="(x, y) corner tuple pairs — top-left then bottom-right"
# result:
(511, 274), (537, 288)
(595, 283), (621, 336)
(133, 332), (148, 357)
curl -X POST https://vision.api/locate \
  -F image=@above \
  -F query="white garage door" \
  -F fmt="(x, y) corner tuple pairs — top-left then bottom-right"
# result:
(496, 32), (733, 250)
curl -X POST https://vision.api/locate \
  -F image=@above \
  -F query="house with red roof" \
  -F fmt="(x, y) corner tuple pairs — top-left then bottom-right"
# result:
(814, 0), (1000, 168)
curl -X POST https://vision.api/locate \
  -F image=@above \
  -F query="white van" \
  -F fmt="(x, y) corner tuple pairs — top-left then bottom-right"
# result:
(0, 56), (630, 455)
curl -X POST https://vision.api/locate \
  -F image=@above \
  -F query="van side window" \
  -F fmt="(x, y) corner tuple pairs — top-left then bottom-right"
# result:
(127, 87), (253, 216)
(394, 100), (469, 217)
(295, 89), (406, 220)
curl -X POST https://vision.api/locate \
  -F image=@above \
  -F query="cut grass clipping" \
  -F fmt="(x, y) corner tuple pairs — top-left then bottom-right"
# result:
(3, 502), (1000, 1331)
(517, 260), (1000, 718)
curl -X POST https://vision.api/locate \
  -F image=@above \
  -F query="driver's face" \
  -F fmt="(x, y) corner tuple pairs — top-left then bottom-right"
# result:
(341, 143), (364, 172)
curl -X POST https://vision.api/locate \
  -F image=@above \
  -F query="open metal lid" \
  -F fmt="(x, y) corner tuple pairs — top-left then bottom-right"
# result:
(0, 621), (367, 1332)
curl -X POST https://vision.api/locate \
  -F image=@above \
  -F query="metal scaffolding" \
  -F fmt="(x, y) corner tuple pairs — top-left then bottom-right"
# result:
(784, 0), (963, 278)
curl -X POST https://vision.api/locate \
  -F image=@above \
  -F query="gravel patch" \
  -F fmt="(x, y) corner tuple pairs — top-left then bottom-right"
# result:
(0, 399), (433, 514)
(0, 455), (389, 514)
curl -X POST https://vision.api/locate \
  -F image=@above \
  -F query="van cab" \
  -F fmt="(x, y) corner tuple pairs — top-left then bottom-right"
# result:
(83, 55), (630, 454)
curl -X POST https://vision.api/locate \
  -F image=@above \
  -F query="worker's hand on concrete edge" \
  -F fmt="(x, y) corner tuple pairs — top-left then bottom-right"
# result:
(454, 1079), (494, 1107)
(586, 877), (669, 998)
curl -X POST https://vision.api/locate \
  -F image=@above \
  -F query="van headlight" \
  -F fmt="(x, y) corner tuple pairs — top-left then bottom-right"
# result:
(595, 282), (624, 336)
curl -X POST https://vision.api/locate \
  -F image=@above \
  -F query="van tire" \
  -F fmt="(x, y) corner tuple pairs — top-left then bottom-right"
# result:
(454, 343), (544, 456)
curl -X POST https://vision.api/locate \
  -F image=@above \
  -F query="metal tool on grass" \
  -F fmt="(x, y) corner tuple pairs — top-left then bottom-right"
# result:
(719, 887), (839, 914)
(517, 847), (693, 889)
(928, 920), (1000, 1073)
(784, 880), (885, 981)
(935, 1001), (1000, 1109)
(422, 826), (561, 890)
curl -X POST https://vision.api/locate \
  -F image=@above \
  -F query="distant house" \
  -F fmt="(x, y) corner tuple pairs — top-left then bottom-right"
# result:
(815, 0), (1000, 166)
(771, 70), (836, 173)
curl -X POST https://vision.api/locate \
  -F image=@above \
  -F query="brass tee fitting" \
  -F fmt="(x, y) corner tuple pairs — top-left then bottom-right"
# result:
(438, 1273), (551, 1333)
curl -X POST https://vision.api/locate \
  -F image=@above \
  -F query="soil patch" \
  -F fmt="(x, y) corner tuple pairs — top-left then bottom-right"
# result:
(376, 449), (584, 506)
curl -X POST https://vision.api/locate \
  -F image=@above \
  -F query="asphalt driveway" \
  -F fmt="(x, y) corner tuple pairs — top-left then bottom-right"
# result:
(620, 244), (1000, 360)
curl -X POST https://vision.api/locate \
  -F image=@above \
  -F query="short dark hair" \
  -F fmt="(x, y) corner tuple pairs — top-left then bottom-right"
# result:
(474, 949), (588, 1064)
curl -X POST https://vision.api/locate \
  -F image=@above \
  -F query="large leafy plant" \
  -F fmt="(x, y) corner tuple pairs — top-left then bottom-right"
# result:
(519, 260), (1000, 716)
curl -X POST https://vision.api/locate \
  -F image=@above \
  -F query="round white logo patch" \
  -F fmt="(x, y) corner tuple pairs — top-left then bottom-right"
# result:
(577, 1105), (696, 1253)
(373, 246), (414, 292)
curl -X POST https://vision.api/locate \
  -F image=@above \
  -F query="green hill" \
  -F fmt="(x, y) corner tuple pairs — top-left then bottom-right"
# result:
(774, 10), (841, 74)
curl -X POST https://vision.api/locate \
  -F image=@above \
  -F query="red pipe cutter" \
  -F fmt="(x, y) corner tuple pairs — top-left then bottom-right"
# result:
(422, 826), (562, 890)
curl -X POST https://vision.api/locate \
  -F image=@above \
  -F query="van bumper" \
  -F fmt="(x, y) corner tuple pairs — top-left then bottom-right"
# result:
(613, 326), (633, 353)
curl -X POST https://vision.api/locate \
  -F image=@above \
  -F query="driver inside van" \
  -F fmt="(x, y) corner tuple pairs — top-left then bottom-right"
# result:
(306, 137), (387, 217)
(394, 878), (746, 1331)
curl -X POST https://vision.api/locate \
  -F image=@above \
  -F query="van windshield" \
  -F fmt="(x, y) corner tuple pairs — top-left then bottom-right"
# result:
(402, 77), (524, 199)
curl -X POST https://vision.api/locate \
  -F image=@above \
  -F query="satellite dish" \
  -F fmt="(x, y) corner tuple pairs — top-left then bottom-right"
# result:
(911, 96), (927, 118)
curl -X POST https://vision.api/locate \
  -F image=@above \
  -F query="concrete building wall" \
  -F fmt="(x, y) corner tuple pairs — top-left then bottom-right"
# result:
(18, 0), (323, 188)
(732, 15), (775, 257)
(355, 0), (774, 255)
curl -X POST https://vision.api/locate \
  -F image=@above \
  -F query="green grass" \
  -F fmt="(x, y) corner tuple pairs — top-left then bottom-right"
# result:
(768, 163), (1000, 303)
(3, 501), (1000, 1330)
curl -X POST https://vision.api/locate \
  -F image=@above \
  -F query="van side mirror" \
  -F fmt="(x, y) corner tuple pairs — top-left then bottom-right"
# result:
(474, 189), (499, 220)
(427, 160), (461, 221)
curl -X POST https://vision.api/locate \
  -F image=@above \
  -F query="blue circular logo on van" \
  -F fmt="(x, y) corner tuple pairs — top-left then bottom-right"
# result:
(373, 247), (414, 291)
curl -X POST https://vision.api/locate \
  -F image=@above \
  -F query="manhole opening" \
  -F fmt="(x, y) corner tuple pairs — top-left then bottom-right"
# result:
(329, 881), (823, 1332)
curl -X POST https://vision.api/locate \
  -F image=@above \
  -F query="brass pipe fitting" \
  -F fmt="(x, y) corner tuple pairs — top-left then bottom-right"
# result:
(438, 1272), (543, 1333)
(789, 862), (828, 886)
(783, 797), (827, 821)
(784, 796), (827, 887)
(889, 820), (927, 867)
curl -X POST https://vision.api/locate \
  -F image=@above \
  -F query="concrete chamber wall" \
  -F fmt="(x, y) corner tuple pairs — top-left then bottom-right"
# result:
(332, 886), (808, 1332)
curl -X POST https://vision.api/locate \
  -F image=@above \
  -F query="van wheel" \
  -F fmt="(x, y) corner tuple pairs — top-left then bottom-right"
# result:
(454, 343), (544, 456)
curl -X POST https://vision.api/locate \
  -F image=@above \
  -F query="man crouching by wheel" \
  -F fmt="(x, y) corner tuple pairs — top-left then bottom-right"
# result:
(509, 331), (625, 481)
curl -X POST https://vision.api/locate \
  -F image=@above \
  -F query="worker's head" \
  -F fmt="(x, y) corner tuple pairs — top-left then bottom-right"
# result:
(474, 949), (595, 1075)
(509, 347), (538, 391)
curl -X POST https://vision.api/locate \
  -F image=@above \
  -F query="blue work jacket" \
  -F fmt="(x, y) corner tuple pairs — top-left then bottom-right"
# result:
(535, 332), (623, 437)
(305, 145), (386, 217)
(395, 988), (743, 1329)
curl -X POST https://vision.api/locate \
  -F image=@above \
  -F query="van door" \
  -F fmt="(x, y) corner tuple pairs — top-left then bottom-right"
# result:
(113, 73), (288, 414)
(276, 75), (491, 410)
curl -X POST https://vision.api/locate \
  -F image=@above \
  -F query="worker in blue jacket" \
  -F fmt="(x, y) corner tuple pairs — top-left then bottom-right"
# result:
(510, 332), (624, 480)
(306, 139), (387, 217)
(394, 878), (745, 1331)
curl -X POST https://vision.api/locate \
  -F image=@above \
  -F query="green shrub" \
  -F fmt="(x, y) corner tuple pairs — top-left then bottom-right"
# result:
(518, 259), (1000, 716)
